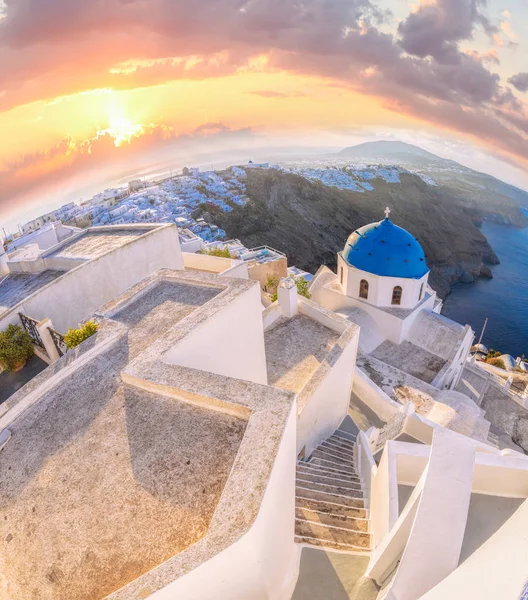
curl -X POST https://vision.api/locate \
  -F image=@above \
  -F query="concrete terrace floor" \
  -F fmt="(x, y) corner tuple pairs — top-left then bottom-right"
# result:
(49, 229), (149, 260)
(370, 339), (446, 384)
(0, 270), (63, 315)
(0, 355), (48, 404)
(111, 280), (221, 357)
(264, 314), (339, 394)
(292, 548), (379, 600)
(0, 343), (246, 600)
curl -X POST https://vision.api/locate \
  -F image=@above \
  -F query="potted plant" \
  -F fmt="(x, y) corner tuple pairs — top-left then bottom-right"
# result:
(0, 324), (35, 372)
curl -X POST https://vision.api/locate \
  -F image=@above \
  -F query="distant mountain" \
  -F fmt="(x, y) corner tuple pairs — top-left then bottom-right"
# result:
(337, 140), (528, 215)
(339, 140), (443, 162)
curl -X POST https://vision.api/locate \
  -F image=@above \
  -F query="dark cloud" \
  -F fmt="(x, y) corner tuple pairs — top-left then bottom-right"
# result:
(0, 0), (527, 186)
(508, 72), (528, 93)
(398, 0), (497, 64)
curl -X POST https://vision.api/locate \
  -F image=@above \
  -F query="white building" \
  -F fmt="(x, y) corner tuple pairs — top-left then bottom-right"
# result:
(1, 213), (528, 600)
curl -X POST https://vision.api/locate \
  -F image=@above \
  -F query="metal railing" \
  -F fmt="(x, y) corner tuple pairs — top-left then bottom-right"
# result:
(48, 328), (67, 357)
(18, 312), (44, 349)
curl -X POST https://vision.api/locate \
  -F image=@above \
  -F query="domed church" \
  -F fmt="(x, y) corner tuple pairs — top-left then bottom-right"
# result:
(310, 208), (476, 400)
(338, 207), (429, 310)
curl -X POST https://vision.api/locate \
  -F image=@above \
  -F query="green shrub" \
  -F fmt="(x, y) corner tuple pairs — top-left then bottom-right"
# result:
(202, 245), (234, 259)
(64, 321), (98, 349)
(0, 324), (34, 372)
(487, 357), (506, 370)
(266, 274), (311, 302)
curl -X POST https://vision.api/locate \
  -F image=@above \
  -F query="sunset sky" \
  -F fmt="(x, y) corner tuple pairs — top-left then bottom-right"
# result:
(1, 0), (528, 231)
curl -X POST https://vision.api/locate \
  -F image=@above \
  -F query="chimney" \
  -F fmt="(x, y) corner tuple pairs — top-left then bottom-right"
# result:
(278, 277), (298, 318)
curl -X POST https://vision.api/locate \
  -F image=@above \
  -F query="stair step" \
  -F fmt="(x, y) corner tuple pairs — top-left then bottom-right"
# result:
(295, 518), (371, 548)
(296, 468), (362, 489)
(333, 430), (357, 444)
(296, 478), (363, 497)
(320, 441), (356, 461)
(311, 448), (355, 465)
(328, 434), (357, 451)
(296, 486), (364, 508)
(295, 496), (367, 519)
(297, 463), (360, 483)
(295, 507), (369, 532)
(309, 456), (357, 473)
(303, 460), (358, 478)
(294, 535), (370, 554)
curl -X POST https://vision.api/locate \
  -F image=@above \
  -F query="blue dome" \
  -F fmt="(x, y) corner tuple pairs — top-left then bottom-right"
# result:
(343, 217), (428, 279)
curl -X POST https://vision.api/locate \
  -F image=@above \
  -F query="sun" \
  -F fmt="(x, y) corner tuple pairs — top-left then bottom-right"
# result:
(106, 116), (144, 147)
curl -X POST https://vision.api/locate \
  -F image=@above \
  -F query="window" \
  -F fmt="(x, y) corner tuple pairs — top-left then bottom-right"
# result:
(340, 267), (344, 285)
(359, 279), (369, 300)
(419, 283), (424, 301)
(392, 286), (403, 305)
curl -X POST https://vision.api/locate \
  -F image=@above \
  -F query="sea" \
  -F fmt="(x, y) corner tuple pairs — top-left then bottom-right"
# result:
(442, 211), (528, 359)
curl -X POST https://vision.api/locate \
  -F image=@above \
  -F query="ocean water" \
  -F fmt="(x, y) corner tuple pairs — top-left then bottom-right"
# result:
(442, 216), (528, 359)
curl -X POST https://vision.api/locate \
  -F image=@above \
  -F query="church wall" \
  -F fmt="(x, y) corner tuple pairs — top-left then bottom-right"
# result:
(338, 254), (429, 310)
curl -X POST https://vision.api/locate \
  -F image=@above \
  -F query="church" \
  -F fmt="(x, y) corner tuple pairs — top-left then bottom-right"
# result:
(0, 215), (527, 600)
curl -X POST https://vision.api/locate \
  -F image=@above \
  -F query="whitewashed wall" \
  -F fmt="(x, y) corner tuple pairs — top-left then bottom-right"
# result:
(145, 403), (300, 600)
(1, 225), (184, 333)
(164, 284), (268, 385)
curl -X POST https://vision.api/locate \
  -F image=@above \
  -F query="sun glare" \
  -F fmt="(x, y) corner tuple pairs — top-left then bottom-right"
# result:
(105, 117), (144, 147)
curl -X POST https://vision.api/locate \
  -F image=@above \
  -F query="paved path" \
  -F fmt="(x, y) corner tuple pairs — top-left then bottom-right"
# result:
(291, 547), (379, 600)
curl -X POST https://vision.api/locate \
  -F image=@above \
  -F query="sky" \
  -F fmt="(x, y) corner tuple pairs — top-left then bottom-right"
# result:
(1, 0), (528, 232)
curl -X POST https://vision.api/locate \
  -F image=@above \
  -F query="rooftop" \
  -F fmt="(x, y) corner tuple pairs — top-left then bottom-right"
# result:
(0, 350), (245, 600)
(370, 339), (446, 384)
(48, 228), (151, 261)
(0, 268), (294, 599)
(265, 313), (339, 393)
(110, 280), (221, 356)
(0, 270), (63, 316)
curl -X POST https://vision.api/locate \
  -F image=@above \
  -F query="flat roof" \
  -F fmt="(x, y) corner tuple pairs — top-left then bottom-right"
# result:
(264, 314), (339, 393)
(111, 280), (221, 357)
(0, 366), (245, 600)
(0, 271), (63, 315)
(370, 339), (446, 384)
(0, 271), (245, 600)
(48, 229), (151, 261)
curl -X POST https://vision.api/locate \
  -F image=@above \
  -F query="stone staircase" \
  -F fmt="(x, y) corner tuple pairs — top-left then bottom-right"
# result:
(295, 429), (371, 553)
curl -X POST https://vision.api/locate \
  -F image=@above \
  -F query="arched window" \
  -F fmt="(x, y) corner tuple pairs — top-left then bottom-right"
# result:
(392, 285), (402, 305)
(359, 279), (369, 300)
(340, 267), (344, 285)
(419, 282), (424, 301)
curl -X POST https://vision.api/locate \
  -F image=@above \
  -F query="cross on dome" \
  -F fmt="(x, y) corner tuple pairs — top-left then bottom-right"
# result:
(384, 206), (391, 219)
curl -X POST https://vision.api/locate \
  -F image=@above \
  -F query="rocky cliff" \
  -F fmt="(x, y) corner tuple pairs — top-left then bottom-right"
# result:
(211, 168), (501, 298)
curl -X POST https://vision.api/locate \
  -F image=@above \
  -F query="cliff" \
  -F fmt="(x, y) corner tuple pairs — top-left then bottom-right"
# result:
(212, 168), (500, 298)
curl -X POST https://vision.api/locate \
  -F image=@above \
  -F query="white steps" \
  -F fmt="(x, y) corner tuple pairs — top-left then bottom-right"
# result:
(295, 429), (371, 554)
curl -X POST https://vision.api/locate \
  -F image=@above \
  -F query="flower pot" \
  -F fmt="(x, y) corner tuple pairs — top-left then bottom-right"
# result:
(12, 360), (27, 372)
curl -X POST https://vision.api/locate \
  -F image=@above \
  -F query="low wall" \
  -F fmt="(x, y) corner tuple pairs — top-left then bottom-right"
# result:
(182, 252), (247, 278)
(352, 367), (401, 423)
(126, 399), (299, 600)
(164, 284), (268, 386)
(295, 303), (359, 457)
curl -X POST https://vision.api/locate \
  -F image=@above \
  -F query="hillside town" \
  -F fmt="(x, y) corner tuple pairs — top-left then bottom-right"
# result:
(1, 202), (528, 599)
(4, 162), (443, 253)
